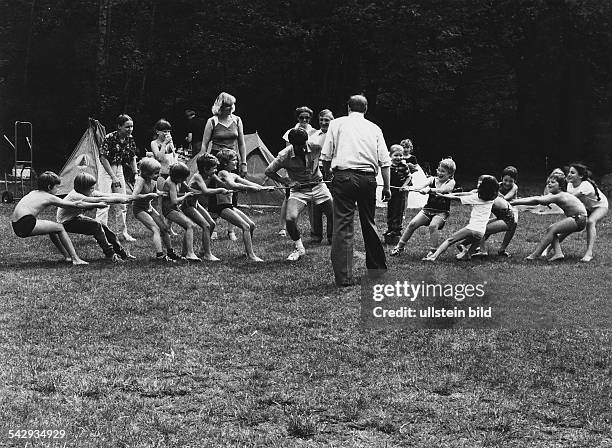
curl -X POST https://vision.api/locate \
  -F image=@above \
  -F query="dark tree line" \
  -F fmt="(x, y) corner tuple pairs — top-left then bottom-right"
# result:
(1, 0), (611, 176)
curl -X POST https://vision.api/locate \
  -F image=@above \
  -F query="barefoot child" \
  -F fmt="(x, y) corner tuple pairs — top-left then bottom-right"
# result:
(423, 175), (499, 262)
(57, 173), (140, 263)
(131, 157), (182, 262)
(456, 177), (517, 258)
(390, 157), (456, 257)
(562, 163), (608, 262)
(160, 162), (201, 262)
(511, 173), (587, 260)
(11, 171), (105, 265)
(185, 153), (234, 261)
(214, 149), (275, 262)
(150, 118), (178, 235)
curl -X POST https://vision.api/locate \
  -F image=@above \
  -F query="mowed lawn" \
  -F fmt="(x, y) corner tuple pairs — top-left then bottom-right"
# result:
(0, 182), (610, 447)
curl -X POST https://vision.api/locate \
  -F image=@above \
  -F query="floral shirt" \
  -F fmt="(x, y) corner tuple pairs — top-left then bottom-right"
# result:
(99, 131), (137, 165)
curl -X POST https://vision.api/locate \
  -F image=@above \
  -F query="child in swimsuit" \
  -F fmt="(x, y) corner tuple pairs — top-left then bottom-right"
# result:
(160, 162), (200, 262)
(132, 157), (181, 262)
(213, 149), (275, 262)
(511, 173), (588, 261)
(390, 158), (456, 258)
(11, 171), (105, 265)
(182, 154), (233, 261)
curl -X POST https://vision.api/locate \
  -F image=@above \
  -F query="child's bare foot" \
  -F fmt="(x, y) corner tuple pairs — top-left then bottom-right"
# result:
(525, 254), (537, 260)
(249, 255), (264, 262)
(185, 255), (202, 262)
(122, 232), (136, 242)
(200, 254), (220, 262)
(580, 254), (593, 262)
(548, 252), (565, 262)
(72, 258), (89, 265)
(61, 257), (72, 263)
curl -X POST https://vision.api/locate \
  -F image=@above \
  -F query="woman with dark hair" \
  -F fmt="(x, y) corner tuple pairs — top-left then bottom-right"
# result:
(96, 114), (138, 241)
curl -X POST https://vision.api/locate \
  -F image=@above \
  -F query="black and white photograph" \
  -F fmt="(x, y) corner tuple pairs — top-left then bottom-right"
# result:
(1, 1), (611, 446)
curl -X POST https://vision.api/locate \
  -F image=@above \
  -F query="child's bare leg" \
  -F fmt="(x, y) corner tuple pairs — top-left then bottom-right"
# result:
(428, 215), (445, 253)
(136, 212), (163, 253)
(167, 211), (198, 260)
(548, 234), (564, 261)
(500, 222), (516, 253)
(30, 220), (87, 265)
(396, 212), (429, 248)
(527, 218), (578, 260)
(222, 209), (261, 261)
(184, 206), (217, 261)
(49, 232), (71, 261)
(427, 228), (473, 261)
(582, 208), (607, 261)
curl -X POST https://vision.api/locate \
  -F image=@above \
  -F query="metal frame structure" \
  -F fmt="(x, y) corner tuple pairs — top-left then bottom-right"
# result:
(1, 121), (33, 202)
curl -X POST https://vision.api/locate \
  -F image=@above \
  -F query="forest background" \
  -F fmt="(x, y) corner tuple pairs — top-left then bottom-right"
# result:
(1, 0), (611, 176)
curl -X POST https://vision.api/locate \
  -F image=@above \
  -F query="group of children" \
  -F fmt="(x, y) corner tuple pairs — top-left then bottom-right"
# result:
(9, 120), (609, 266)
(386, 155), (608, 263)
(10, 148), (275, 264)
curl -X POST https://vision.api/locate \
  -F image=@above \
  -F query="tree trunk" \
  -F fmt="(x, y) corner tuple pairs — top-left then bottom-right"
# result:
(96, 0), (112, 114)
(22, 0), (37, 99)
(137, 0), (159, 113)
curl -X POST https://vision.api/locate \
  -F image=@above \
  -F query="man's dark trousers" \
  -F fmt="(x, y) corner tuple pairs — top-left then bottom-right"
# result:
(330, 170), (387, 286)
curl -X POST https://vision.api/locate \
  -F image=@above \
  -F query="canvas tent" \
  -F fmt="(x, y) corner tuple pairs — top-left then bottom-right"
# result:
(188, 132), (286, 205)
(57, 118), (106, 196)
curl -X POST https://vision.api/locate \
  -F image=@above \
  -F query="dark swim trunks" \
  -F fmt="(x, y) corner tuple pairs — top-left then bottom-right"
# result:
(571, 214), (587, 231)
(12, 214), (37, 238)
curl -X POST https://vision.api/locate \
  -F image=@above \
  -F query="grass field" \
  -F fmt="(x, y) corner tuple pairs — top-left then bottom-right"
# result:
(0, 182), (610, 447)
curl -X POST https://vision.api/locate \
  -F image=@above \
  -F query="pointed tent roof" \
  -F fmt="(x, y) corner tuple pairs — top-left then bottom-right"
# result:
(57, 118), (106, 196)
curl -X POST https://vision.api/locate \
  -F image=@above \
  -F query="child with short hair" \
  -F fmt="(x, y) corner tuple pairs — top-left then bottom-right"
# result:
(511, 173), (588, 260)
(160, 162), (200, 262)
(11, 171), (105, 265)
(57, 172), (140, 263)
(423, 175), (499, 262)
(384, 144), (414, 240)
(499, 166), (518, 201)
(184, 154), (234, 261)
(390, 157), (456, 258)
(214, 149), (274, 262)
(132, 157), (181, 262)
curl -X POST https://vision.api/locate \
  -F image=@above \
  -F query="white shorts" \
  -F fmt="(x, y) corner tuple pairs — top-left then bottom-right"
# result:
(289, 182), (332, 205)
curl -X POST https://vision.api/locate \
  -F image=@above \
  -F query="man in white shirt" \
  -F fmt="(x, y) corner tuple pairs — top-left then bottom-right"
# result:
(321, 95), (391, 287)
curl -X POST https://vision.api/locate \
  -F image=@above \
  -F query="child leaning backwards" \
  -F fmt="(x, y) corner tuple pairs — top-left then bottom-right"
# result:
(57, 172), (140, 263)
(390, 157), (456, 258)
(423, 175), (499, 262)
(212, 149), (275, 262)
(183, 153), (233, 261)
(511, 173), (587, 261)
(131, 157), (181, 262)
(11, 171), (105, 265)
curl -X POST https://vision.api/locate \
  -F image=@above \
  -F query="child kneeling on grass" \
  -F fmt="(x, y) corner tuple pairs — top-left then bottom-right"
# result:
(57, 172), (149, 263)
(11, 171), (106, 265)
(511, 173), (587, 261)
(422, 175), (499, 262)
